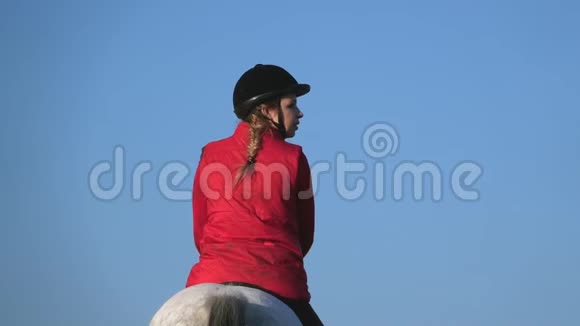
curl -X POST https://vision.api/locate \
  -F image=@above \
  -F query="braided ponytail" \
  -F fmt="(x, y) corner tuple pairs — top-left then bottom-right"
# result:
(235, 104), (273, 185)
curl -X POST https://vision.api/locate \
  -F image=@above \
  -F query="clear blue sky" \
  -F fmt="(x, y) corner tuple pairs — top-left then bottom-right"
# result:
(1, 1), (579, 325)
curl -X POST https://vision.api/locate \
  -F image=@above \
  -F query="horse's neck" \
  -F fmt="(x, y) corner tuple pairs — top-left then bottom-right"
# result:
(150, 283), (302, 326)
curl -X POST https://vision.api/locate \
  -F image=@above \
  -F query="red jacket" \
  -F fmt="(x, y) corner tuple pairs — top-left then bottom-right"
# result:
(186, 121), (315, 300)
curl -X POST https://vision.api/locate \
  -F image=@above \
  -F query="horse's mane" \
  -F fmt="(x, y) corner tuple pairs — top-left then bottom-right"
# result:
(206, 295), (245, 326)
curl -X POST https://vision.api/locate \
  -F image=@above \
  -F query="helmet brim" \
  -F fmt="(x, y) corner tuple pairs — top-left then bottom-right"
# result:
(235, 83), (310, 112)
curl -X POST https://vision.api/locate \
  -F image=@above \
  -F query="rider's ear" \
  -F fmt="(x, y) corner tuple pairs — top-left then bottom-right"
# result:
(258, 104), (277, 119)
(258, 105), (269, 116)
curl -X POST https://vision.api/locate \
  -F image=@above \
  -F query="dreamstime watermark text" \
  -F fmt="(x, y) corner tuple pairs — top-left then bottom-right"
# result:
(88, 122), (483, 202)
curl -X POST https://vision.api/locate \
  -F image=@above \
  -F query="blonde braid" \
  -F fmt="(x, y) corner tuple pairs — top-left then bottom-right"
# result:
(235, 105), (271, 184)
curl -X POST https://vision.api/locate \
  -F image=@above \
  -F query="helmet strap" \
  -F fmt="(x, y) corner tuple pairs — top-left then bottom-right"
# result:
(274, 99), (287, 139)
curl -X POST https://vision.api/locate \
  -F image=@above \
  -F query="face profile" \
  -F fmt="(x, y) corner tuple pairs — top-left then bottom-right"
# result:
(259, 95), (304, 138)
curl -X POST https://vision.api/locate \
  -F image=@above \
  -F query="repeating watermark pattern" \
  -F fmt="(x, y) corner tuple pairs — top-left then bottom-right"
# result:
(88, 122), (482, 202)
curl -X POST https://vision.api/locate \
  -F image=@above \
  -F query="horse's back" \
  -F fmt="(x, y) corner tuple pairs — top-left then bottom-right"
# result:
(150, 283), (301, 326)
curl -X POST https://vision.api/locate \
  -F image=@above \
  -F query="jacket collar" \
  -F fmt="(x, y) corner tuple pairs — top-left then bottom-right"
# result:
(233, 121), (285, 141)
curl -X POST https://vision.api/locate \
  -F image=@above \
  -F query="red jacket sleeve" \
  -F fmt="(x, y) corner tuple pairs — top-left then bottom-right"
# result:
(193, 150), (208, 253)
(296, 151), (315, 257)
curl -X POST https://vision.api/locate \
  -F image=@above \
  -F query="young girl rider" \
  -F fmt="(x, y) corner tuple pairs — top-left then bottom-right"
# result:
(186, 64), (323, 325)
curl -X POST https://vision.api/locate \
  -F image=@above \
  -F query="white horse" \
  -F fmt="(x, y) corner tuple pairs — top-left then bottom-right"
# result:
(150, 283), (302, 326)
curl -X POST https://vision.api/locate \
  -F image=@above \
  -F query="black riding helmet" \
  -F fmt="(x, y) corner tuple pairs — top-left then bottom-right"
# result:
(233, 64), (310, 120)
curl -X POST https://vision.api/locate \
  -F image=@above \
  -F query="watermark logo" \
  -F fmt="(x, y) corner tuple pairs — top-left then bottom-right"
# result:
(362, 122), (399, 158)
(88, 122), (482, 202)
